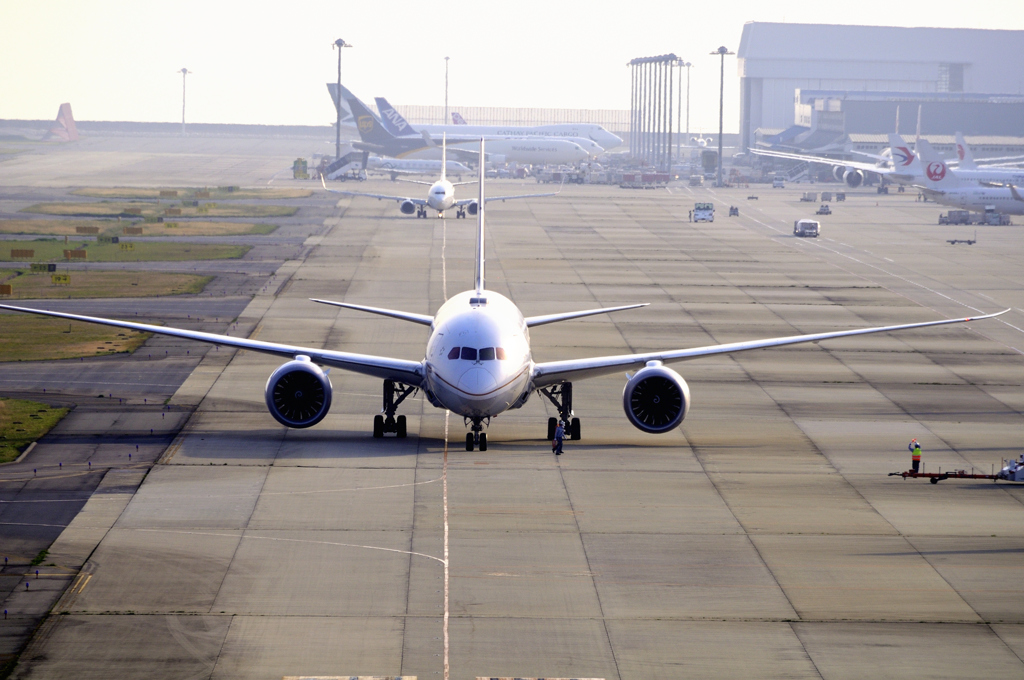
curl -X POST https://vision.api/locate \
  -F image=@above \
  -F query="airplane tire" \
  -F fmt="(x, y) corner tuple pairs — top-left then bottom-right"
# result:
(396, 415), (407, 438)
(547, 417), (557, 441)
(465, 433), (474, 451)
(479, 433), (487, 451)
(373, 415), (384, 438)
(570, 418), (581, 441)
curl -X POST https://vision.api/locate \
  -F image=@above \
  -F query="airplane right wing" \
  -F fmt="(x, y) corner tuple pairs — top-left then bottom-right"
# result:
(750, 148), (891, 175)
(531, 309), (1008, 387)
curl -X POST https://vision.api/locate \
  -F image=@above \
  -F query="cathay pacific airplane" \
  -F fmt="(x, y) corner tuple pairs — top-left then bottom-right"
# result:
(327, 134), (558, 219)
(0, 140), (1007, 451)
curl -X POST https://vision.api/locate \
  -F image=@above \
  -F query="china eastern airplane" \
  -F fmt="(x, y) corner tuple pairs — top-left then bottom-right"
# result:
(0, 140), (1008, 451)
(752, 133), (924, 188)
(328, 134), (558, 219)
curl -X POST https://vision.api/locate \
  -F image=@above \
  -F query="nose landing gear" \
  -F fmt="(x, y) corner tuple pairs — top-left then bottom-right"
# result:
(372, 379), (417, 438)
(465, 416), (489, 451)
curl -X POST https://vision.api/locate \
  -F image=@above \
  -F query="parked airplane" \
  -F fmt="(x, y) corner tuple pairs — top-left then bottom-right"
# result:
(327, 135), (557, 218)
(752, 133), (922, 187)
(339, 86), (589, 166)
(43, 103), (78, 142)
(374, 97), (603, 160)
(955, 132), (1024, 169)
(452, 112), (468, 125)
(325, 83), (356, 126)
(365, 156), (473, 182)
(0, 140), (1007, 451)
(915, 139), (1024, 215)
(389, 105), (622, 151)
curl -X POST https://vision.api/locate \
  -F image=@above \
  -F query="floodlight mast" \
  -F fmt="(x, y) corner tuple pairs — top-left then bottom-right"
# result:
(333, 38), (352, 160)
(710, 46), (734, 187)
(179, 68), (191, 136)
(444, 56), (450, 125)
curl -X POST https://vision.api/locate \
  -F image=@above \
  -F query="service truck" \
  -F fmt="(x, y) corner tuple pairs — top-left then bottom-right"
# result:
(693, 202), (715, 222)
(793, 219), (820, 237)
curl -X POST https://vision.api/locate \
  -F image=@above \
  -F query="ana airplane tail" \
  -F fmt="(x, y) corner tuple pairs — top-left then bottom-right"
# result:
(374, 97), (419, 137)
(45, 103), (78, 142)
(916, 139), (965, 190)
(955, 132), (977, 170)
(338, 86), (398, 146)
(452, 112), (468, 125)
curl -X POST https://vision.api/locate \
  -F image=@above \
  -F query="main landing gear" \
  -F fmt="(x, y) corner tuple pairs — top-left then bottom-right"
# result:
(455, 207), (466, 219)
(373, 379), (417, 438)
(540, 382), (581, 441)
(465, 416), (489, 451)
(416, 207), (427, 218)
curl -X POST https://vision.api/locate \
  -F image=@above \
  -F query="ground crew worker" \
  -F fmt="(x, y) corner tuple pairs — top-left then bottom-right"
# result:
(909, 438), (922, 473)
(553, 420), (565, 456)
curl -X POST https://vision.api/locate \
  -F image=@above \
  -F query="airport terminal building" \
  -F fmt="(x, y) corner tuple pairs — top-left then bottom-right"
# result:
(737, 23), (1024, 151)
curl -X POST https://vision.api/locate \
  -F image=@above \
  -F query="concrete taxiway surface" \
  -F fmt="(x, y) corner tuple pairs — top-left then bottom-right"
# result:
(2, 139), (1024, 679)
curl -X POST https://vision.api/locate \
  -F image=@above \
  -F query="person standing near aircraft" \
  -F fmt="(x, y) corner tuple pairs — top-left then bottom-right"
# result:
(909, 438), (922, 473)
(553, 420), (565, 456)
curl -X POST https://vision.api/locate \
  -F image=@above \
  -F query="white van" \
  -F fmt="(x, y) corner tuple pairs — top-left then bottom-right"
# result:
(772, 176), (785, 188)
(793, 219), (820, 237)
(693, 202), (715, 222)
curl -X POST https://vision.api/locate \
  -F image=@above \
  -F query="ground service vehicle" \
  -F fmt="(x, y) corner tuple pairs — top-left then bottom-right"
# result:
(693, 202), (715, 222)
(939, 210), (971, 225)
(816, 204), (832, 215)
(773, 176), (785, 188)
(689, 175), (704, 187)
(793, 219), (820, 237)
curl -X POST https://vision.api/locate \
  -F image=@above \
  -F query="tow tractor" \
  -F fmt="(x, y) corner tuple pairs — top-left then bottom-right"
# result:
(889, 457), (1024, 484)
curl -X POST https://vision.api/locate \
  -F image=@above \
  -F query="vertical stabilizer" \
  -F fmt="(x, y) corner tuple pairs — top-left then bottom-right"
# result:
(888, 133), (919, 176)
(46, 103), (78, 142)
(452, 112), (468, 125)
(955, 132), (977, 170)
(475, 138), (485, 295)
(338, 86), (396, 146)
(441, 132), (447, 182)
(374, 97), (419, 137)
(917, 139), (964, 190)
(915, 105), (922, 150)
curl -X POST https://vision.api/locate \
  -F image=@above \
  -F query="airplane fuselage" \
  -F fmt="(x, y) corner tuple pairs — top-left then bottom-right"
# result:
(923, 187), (1024, 215)
(423, 289), (532, 418)
(426, 179), (456, 214)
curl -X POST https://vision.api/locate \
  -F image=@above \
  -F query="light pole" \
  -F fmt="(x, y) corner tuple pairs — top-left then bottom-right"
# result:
(179, 68), (191, 136)
(333, 38), (352, 160)
(710, 46), (733, 187)
(675, 60), (690, 157)
(444, 56), (450, 125)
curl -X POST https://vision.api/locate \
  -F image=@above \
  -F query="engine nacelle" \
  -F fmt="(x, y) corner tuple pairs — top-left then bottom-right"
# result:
(399, 200), (417, 215)
(832, 166), (845, 182)
(264, 356), (332, 428)
(466, 201), (479, 216)
(622, 362), (690, 434)
(843, 168), (864, 188)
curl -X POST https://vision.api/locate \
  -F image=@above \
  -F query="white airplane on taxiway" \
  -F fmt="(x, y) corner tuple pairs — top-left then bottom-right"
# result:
(0, 140), (1008, 451)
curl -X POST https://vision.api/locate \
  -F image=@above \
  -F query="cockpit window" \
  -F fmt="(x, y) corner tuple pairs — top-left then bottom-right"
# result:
(447, 346), (506, 361)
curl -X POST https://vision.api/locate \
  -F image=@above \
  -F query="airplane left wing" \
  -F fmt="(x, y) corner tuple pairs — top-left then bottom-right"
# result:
(750, 148), (889, 175)
(531, 309), (1008, 387)
(321, 174), (423, 205)
(456, 184), (563, 207)
(0, 304), (425, 386)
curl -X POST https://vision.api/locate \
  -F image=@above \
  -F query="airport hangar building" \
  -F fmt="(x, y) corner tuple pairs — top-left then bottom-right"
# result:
(737, 22), (1024, 156)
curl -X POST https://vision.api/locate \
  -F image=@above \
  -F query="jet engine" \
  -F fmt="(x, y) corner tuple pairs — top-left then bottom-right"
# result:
(466, 201), (479, 216)
(622, 362), (690, 434)
(264, 356), (332, 428)
(399, 200), (417, 215)
(832, 166), (845, 182)
(843, 168), (864, 188)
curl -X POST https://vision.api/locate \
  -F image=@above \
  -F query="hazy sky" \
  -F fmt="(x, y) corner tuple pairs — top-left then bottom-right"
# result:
(3, 1), (1024, 132)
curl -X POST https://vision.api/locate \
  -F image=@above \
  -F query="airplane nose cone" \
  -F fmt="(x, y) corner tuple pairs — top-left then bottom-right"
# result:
(458, 368), (498, 395)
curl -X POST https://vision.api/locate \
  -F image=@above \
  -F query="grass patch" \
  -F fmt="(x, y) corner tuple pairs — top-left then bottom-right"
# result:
(0, 218), (277, 237)
(30, 550), (49, 566)
(0, 269), (212, 299)
(24, 202), (298, 218)
(72, 187), (312, 200)
(0, 399), (69, 464)
(1, 239), (250, 262)
(0, 317), (152, 362)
